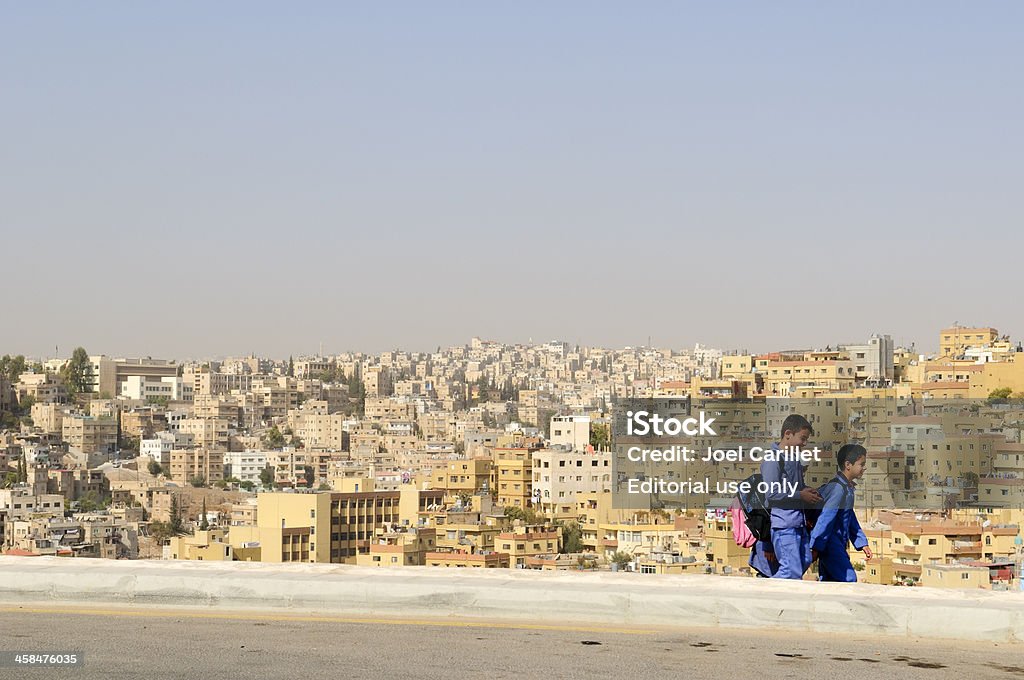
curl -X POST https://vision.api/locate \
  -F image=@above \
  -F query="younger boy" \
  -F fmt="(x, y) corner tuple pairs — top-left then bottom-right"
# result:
(809, 443), (873, 582)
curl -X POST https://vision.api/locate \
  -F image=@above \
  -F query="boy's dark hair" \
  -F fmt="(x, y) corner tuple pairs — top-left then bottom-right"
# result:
(780, 414), (813, 438)
(837, 444), (867, 470)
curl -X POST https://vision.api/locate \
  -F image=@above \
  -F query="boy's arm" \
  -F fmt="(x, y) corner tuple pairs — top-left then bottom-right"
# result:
(761, 459), (799, 506)
(809, 484), (842, 551)
(848, 504), (868, 550)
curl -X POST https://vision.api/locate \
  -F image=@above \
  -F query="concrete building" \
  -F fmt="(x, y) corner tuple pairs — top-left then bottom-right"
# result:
(88, 356), (180, 397)
(531, 448), (611, 516)
(548, 415), (590, 451)
(120, 375), (192, 402)
(939, 326), (999, 358)
(61, 414), (117, 455)
(168, 448), (224, 486)
(425, 550), (510, 568)
(495, 525), (559, 567)
(223, 450), (270, 485)
(842, 334), (895, 383)
(492, 447), (534, 509)
(140, 432), (176, 464)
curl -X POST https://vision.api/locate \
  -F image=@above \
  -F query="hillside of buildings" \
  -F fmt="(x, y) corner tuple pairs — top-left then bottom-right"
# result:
(2, 326), (1024, 589)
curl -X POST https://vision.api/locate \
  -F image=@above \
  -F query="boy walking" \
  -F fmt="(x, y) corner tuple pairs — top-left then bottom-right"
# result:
(810, 444), (873, 582)
(761, 415), (821, 579)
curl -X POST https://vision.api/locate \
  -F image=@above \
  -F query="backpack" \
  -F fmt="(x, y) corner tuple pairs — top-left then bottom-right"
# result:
(729, 498), (757, 548)
(805, 478), (850, 529)
(732, 459), (784, 546)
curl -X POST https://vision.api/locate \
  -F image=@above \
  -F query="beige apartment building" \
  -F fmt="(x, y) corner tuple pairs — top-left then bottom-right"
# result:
(355, 527), (437, 567)
(30, 402), (66, 434)
(232, 486), (445, 565)
(939, 326), (999, 358)
(548, 415), (590, 451)
(17, 372), (68, 404)
(169, 448), (225, 486)
(88, 356), (180, 397)
(762, 361), (856, 397)
(492, 447), (534, 509)
(920, 563), (990, 589)
(178, 417), (230, 451)
(432, 458), (492, 500)
(425, 550), (510, 568)
(166, 529), (235, 561)
(62, 414), (117, 454)
(495, 525), (559, 567)
(289, 410), (347, 450)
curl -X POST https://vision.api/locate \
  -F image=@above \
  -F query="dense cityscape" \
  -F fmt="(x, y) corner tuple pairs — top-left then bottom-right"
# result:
(2, 324), (1023, 589)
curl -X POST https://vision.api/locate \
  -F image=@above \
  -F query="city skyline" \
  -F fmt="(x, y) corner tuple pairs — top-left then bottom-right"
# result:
(2, 325), (1008, 365)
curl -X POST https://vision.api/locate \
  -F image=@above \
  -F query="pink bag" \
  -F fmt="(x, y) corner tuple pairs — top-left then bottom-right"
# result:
(730, 498), (756, 548)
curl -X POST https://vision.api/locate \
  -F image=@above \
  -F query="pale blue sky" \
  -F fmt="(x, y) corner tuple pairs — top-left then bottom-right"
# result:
(3, 3), (1022, 359)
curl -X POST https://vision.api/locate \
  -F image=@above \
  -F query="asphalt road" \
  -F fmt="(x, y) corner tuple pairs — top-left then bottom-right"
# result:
(0, 605), (1021, 680)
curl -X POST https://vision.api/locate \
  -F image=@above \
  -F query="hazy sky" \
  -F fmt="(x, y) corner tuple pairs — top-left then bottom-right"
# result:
(4, 3), (1022, 360)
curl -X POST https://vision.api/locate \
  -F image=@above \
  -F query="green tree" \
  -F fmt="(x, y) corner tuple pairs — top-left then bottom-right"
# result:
(61, 347), (93, 396)
(148, 521), (175, 543)
(302, 465), (315, 488)
(264, 426), (286, 449)
(0, 411), (18, 430)
(558, 520), (584, 553)
(189, 475), (207, 488)
(349, 376), (366, 414)
(988, 387), (1013, 403)
(259, 466), (276, 488)
(170, 495), (184, 534)
(78, 491), (110, 512)
(200, 498), (209, 530)
(288, 356), (295, 377)
(610, 551), (633, 570)
(589, 423), (610, 450)
(504, 505), (540, 524)
(147, 459), (163, 476)
(0, 355), (27, 383)
(15, 394), (35, 417)
(240, 480), (256, 492)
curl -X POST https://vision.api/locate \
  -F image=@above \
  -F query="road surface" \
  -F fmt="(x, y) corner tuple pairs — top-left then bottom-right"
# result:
(0, 605), (1020, 679)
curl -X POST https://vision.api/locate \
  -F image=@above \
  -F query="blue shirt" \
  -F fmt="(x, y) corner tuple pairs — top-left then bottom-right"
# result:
(760, 443), (808, 530)
(809, 473), (868, 552)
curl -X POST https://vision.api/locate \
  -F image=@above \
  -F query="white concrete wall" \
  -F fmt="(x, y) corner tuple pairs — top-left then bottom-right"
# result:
(0, 557), (1021, 643)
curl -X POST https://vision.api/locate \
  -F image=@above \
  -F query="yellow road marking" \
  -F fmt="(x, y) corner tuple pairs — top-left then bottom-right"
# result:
(0, 606), (653, 636)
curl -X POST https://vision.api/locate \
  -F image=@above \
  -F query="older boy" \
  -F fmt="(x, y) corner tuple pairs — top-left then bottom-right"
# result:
(761, 414), (821, 579)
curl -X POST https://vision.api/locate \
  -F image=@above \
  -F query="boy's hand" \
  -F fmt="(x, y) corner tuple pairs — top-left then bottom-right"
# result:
(799, 488), (822, 504)
(811, 549), (818, 562)
(862, 546), (874, 559)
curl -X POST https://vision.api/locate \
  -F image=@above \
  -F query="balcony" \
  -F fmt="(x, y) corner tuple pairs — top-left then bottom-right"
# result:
(950, 541), (982, 554)
(893, 563), (922, 575)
